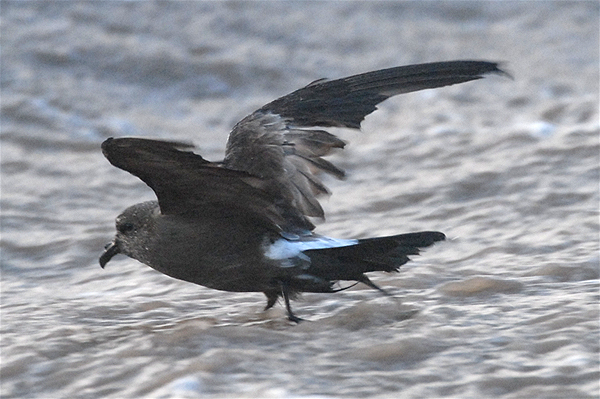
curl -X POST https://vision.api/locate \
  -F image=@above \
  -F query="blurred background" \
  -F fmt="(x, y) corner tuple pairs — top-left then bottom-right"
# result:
(1, 2), (598, 398)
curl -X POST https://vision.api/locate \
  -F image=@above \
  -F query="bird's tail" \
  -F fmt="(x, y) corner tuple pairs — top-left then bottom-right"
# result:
(300, 231), (445, 292)
(267, 231), (445, 322)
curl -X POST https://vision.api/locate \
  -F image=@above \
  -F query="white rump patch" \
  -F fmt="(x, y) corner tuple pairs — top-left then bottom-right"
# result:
(265, 235), (358, 263)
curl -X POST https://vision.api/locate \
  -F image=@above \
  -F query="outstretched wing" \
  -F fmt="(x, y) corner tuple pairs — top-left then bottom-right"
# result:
(101, 137), (311, 231)
(224, 61), (507, 221)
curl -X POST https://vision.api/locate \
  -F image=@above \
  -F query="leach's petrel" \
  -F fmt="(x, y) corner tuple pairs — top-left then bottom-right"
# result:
(100, 61), (506, 322)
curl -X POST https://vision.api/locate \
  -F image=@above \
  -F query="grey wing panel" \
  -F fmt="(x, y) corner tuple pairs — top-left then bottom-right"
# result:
(223, 61), (507, 224)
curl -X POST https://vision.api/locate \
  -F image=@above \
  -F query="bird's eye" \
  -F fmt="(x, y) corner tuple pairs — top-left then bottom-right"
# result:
(118, 222), (135, 234)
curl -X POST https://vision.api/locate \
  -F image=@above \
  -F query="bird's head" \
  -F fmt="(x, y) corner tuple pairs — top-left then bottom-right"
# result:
(99, 201), (160, 268)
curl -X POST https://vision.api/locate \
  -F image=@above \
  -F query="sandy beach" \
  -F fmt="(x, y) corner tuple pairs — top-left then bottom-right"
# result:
(1, 2), (599, 398)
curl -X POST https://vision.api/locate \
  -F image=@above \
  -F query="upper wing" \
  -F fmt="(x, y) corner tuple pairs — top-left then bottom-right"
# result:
(101, 137), (312, 231)
(223, 61), (507, 220)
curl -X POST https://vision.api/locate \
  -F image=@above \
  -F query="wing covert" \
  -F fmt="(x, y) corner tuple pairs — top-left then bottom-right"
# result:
(224, 61), (507, 222)
(101, 137), (313, 231)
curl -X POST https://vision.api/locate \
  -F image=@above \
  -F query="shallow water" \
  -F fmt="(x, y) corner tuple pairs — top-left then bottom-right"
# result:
(1, 2), (599, 398)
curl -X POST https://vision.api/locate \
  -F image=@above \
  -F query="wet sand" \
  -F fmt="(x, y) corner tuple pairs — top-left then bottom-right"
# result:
(1, 2), (599, 398)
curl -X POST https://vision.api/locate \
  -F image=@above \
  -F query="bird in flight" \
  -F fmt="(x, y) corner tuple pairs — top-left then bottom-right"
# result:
(100, 61), (506, 322)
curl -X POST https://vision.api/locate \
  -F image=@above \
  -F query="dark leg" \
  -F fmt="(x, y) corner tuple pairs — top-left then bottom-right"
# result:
(331, 282), (358, 292)
(263, 291), (279, 310)
(357, 274), (393, 297)
(280, 282), (304, 323)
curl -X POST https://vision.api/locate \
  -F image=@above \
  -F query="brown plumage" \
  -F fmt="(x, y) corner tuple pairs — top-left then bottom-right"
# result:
(100, 60), (507, 322)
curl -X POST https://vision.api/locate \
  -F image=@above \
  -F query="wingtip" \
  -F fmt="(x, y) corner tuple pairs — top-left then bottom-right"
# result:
(101, 137), (116, 159)
(101, 137), (198, 157)
(488, 62), (514, 80)
(101, 136), (114, 148)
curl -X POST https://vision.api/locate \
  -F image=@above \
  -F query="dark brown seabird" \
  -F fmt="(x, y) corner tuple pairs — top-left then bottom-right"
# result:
(100, 61), (507, 322)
